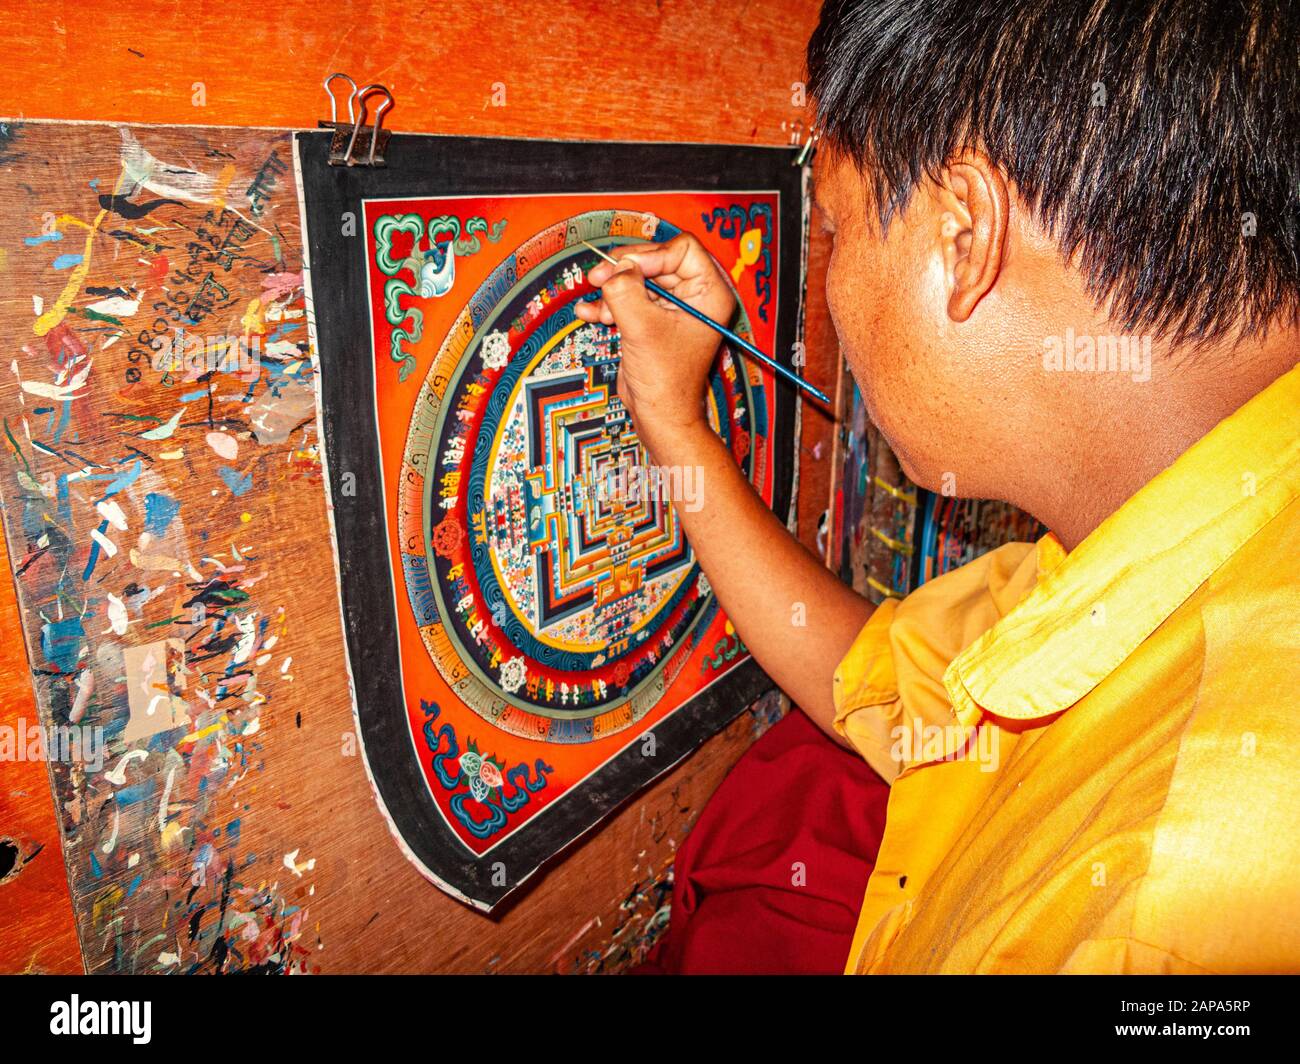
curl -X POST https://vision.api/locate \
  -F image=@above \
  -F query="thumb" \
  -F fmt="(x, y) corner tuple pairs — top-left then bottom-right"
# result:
(596, 258), (657, 338)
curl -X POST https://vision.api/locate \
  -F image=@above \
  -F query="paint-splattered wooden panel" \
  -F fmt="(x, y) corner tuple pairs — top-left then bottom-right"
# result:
(0, 119), (798, 973)
(0, 121), (329, 972)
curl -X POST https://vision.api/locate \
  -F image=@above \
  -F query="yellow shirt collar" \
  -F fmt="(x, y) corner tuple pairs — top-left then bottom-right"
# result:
(946, 363), (1300, 724)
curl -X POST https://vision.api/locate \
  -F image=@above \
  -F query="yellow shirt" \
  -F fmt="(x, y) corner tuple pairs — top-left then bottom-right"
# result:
(832, 364), (1300, 974)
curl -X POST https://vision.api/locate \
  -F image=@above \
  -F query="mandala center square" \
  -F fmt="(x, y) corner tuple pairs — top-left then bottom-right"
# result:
(493, 321), (689, 659)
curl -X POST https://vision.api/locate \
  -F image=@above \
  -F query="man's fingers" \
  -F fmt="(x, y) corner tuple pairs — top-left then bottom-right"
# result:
(575, 260), (664, 336)
(587, 234), (714, 288)
(574, 297), (619, 327)
(587, 255), (652, 286)
(573, 290), (677, 327)
(636, 233), (719, 285)
(597, 260), (654, 328)
(580, 233), (732, 337)
(573, 298), (603, 323)
(587, 244), (658, 286)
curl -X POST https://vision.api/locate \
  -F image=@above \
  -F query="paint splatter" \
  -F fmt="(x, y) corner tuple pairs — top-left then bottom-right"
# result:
(137, 406), (185, 441)
(86, 296), (139, 317)
(217, 466), (253, 496)
(142, 492), (180, 536)
(282, 849), (317, 878)
(205, 431), (238, 460)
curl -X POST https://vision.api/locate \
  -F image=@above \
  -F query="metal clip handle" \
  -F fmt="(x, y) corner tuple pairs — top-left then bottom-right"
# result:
(320, 74), (395, 167)
(344, 83), (394, 167)
(323, 72), (358, 125)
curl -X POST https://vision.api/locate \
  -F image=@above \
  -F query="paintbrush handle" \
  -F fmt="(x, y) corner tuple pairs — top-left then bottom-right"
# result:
(580, 238), (829, 404)
(640, 277), (829, 404)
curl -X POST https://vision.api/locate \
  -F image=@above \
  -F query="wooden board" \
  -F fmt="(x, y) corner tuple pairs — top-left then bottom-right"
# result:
(0, 0), (839, 973)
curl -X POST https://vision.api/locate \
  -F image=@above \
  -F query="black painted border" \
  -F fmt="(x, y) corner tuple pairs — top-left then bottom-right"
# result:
(296, 130), (804, 910)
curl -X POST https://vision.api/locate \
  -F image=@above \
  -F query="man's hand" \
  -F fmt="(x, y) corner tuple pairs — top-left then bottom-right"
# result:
(574, 234), (734, 459)
(574, 229), (874, 748)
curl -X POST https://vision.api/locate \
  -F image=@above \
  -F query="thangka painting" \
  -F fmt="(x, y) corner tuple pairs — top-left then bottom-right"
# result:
(294, 133), (806, 909)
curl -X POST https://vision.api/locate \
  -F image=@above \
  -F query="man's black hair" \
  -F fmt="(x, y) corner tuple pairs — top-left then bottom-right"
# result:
(808, 0), (1299, 344)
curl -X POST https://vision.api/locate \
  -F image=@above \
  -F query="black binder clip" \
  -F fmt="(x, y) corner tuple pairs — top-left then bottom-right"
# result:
(322, 73), (394, 167)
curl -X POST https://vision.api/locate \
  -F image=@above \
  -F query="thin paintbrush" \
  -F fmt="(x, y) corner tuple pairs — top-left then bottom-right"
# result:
(580, 239), (830, 404)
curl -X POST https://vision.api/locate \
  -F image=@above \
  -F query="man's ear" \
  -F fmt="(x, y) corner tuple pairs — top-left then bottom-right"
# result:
(937, 154), (1009, 323)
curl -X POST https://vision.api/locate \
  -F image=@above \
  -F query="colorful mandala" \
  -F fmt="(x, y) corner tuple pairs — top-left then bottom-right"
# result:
(308, 136), (801, 906)
(395, 210), (764, 744)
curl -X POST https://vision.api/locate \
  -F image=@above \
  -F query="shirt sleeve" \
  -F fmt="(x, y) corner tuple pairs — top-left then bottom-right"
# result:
(832, 541), (1041, 784)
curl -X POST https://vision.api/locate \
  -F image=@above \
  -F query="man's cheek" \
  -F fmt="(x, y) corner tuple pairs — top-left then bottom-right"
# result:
(824, 250), (866, 347)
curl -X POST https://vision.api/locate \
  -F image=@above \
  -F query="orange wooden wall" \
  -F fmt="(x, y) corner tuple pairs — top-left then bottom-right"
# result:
(0, 530), (84, 973)
(5, 1), (817, 142)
